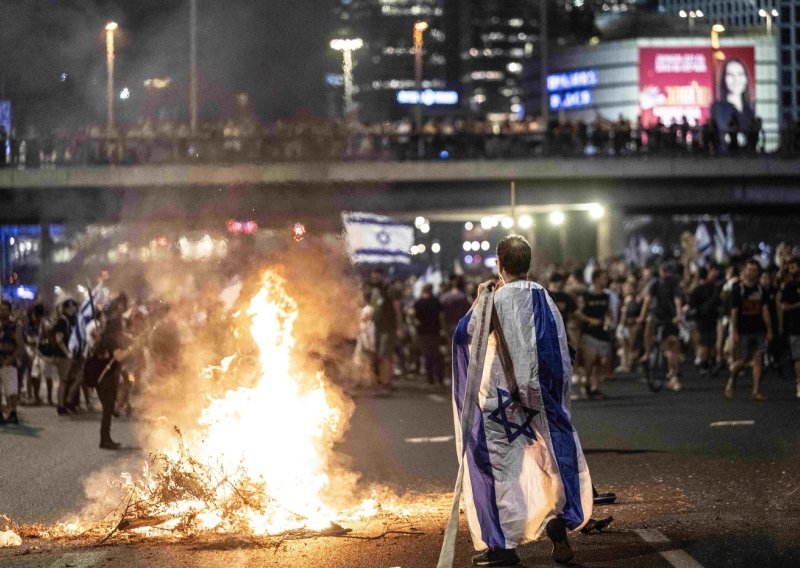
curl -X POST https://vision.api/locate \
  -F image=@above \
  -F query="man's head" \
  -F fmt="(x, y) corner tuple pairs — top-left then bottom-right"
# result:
(0, 299), (11, 320)
(548, 272), (564, 292)
(788, 257), (800, 278)
(591, 269), (608, 290)
(742, 258), (760, 283)
(496, 235), (531, 281)
(61, 299), (77, 317)
(370, 267), (385, 286)
(659, 263), (674, 281)
(421, 283), (434, 297)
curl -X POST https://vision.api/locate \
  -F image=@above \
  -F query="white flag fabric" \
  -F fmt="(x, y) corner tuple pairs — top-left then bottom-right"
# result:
(342, 211), (414, 265)
(441, 281), (592, 563)
(695, 222), (713, 260)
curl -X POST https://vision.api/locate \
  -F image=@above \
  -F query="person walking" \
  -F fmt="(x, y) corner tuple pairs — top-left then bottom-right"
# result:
(725, 259), (771, 401)
(439, 235), (592, 567)
(414, 283), (443, 385)
(0, 300), (24, 424)
(779, 257), (800, 399)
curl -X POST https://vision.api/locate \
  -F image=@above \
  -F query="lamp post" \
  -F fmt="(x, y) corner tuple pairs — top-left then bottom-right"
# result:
(330, 38), (363, 116)
(679, 9), (703, 32)
(758, 9), (779, 35)
(413, 21), (428, 158)
(189, 0), (198, 136)
(105, 22), (118, 135)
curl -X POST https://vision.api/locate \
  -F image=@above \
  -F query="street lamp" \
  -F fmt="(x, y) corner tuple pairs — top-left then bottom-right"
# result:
(330, 38), (363, 116)
(189, 0), (198, 136)
(105, 21), (118, 135)
(413, 21), (428, 157)
(679, 9), (704, 32)
(758, 9), (779, 35)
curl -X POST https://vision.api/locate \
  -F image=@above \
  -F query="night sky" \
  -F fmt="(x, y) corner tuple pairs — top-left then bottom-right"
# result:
(0, 0), (333, 127)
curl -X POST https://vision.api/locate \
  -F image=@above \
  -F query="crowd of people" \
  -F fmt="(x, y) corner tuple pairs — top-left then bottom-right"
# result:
(1, 111), (796, 168)
(0, 289), (181, 449)
(353, 251), (800, 403)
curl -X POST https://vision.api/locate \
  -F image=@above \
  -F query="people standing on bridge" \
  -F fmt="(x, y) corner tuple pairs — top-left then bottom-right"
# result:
(725, 259), (771, 401)
(0, 300), (24, 424)
(440, 235), (592, 567)
(779, 257), (800, 399)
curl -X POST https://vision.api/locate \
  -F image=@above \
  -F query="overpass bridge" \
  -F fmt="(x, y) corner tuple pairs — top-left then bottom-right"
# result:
(0, 156), (798, 258)
(1, 157), (798, 226)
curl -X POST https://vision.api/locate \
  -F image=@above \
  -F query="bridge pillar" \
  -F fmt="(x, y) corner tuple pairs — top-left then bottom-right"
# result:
(596, 207), (622, 261)
(38, 223), (54, 302)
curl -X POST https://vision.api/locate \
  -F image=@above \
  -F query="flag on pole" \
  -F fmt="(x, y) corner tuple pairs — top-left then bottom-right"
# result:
(695, 222), (713, 261)
(69, 282), (108, 359)
(341, 211), (414, 265)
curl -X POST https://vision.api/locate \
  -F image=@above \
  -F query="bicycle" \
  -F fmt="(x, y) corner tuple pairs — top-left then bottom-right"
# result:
(643, 323), (668, 392)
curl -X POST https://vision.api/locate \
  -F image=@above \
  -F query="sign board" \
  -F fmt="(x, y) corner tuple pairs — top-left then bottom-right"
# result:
(396, 89), (459, 106)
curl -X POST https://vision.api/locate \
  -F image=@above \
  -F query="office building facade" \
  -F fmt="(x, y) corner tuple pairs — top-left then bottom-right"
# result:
(658, 1), (778, 31)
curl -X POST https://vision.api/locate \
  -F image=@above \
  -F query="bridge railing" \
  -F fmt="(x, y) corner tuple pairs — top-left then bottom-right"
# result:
(1, 128), (795, 169)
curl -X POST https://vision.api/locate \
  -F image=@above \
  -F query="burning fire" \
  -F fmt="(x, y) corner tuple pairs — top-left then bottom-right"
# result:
(107, 271), (359, 536)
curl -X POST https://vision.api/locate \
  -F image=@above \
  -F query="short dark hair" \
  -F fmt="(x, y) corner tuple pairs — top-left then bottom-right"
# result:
(496, 235), (531, 276)
(591, 269), (606, 283)
(549, 272), (564, 284)
(788, 257), (800, 267)
(0, 299), (11, 310)
(744, 258), (761, 271)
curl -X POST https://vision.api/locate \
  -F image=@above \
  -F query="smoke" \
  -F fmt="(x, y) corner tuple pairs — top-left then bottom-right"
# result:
(0, 0), (330, 130)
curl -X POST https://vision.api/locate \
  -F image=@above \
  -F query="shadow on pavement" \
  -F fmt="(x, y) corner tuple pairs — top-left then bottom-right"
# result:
(0, 424), (44, 437)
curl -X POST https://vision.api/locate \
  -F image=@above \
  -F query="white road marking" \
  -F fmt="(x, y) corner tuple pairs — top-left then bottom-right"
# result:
(427, 394), (448, 403)
(634, 529), (704, 568)
(709, 420), (755, 428)
(404, 435), (454, 444)
(48, 551), (105, 568)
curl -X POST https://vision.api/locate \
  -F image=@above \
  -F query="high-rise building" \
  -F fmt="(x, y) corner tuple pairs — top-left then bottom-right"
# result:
(658, 1), (778, 31)
(457, 0), (539, 118)
(778, 0), (799, 122)
(333, 0), (449, 122)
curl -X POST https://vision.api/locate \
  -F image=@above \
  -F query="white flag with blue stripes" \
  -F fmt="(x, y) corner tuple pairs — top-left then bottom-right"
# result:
(450, 281), (592, 551)
(342, 211), (414, 265)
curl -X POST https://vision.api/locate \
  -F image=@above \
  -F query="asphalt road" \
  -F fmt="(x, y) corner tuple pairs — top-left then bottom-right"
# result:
(1, 364), (799, 567)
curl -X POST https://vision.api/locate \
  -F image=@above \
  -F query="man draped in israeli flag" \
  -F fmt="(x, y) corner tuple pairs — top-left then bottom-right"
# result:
(438, 235), (593, 567)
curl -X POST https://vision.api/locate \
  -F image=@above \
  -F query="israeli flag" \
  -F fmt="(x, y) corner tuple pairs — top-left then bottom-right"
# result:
(444, 281), (592, 559)
(695, 222), (713, 259)
(342, 211), (414, 265)
(68, 283), (107, 359)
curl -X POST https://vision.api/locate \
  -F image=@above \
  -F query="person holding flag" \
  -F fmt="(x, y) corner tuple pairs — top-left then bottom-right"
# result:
(438, 235), (593, 567)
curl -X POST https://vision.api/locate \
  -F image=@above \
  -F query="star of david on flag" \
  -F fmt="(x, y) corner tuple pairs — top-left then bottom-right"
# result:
(342, 211), (415, 265)
(487, 387), (538, 443)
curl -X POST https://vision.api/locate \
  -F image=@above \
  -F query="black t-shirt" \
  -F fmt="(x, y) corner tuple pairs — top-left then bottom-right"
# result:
(414, 296), (442, 336)
(549, 290), (577, 323)
(781, 280), (800, 336)
(51, 316), (71, 358)
(689, 281), (720, 324)
(648, 277), (681, 322)
(581, 290), (610, 341)
(731, 283), (767, 335)
(369, 283), (397, 334)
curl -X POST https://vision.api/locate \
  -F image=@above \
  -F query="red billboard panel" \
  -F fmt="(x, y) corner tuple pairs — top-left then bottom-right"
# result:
(639, 46), (755, 130)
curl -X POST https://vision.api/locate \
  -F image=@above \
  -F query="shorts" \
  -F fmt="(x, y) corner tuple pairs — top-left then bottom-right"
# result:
(697, 322), (717, 348)
(33, 356), (69, 382)
(736, 333), (766, 363)
(582, 335), (613, 359)
(790, 336), (800, 361)
(654, 320), (679, 341)
(0, 365), (19, 397)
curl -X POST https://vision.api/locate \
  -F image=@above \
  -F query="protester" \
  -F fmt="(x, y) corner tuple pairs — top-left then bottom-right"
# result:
(0, 300), (24, 424)
(640, 264), (685, 392)
(53, 299), (77, 415)
(725, 259), (771, 401)
(577, 269), (614, 399)
(779, 258), (800, 399)
(442, 235), (592, 567)
(413, 283), (443, 386)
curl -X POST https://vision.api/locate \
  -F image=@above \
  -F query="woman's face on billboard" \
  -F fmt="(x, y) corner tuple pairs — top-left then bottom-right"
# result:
(724, 61), (748, 98)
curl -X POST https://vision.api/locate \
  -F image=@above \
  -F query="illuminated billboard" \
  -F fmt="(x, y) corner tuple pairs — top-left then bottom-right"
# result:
(547, 68), (597, 111)
(396, 89), (459, 106)
(638, 47), (756, 129)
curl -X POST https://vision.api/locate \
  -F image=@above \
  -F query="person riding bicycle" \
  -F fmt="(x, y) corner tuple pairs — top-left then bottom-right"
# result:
(639, 263), (684, 392)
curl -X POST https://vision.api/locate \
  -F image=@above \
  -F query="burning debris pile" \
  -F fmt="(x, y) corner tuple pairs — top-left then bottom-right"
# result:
(20, 269), (435, 546)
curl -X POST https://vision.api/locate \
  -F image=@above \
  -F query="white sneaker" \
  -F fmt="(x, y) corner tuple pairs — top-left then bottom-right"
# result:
(666, 376), (683, 392)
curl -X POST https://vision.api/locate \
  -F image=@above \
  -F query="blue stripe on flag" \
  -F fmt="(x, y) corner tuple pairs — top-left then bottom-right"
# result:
(343, 216), (409, 228)
(353, 249), (410, 257)
(452, 311), (505, 549)
(531, 288), (584, 530)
